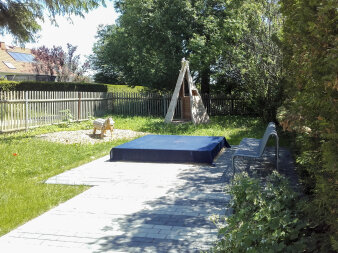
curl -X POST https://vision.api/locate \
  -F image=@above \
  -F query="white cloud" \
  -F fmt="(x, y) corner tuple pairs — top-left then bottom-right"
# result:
(1, 2), (118, 60)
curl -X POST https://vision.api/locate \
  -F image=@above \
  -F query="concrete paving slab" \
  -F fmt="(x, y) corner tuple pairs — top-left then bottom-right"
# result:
(0, 146), (295, 252)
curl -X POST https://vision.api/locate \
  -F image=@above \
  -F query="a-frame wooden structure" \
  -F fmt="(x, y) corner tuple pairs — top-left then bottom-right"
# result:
(164, 59), (209, 124)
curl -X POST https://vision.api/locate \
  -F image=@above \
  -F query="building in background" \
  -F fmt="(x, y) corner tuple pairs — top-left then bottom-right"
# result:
(0, 42), (56, 82)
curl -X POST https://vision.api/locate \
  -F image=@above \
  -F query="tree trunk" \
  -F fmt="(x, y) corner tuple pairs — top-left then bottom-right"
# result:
(200, 68), (210, 95)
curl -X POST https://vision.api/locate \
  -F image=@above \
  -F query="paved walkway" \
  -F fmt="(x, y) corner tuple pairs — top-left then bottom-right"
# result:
(0, 147), (295, 252)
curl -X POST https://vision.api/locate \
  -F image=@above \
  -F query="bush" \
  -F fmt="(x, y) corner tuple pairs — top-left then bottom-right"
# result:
(211, 172), (311, 252)
(279, 0), (338, 250)
(0, 81), (107, 92)
(0, 80), (18, 91)
(106, 84), (146, 93)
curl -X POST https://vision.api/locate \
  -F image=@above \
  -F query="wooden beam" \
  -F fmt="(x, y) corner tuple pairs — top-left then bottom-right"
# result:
(164, 59), (188, 123)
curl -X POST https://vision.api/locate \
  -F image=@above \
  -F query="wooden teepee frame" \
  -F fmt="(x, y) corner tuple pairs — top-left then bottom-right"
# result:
(164, 59), (209, 124)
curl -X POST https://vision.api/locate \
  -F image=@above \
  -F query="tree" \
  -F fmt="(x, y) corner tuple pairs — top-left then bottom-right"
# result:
(32, 45), (65, 78)
(278, 0), (337, 250)
(0, 0), (104, 43)
(92, 0), (192, 90)
(92, 0), (222, 92)
(92, 0), (283, 105)
(32, 43), (90, 82)
(217, 0), (283, 120)
(90, 24), (134, 85)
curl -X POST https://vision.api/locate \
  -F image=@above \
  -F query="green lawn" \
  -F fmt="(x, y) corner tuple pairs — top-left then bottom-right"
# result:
(0, 115), (285, 236)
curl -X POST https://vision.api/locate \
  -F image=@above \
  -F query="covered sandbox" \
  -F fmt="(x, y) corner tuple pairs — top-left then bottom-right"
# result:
(110, 135), (231, 164)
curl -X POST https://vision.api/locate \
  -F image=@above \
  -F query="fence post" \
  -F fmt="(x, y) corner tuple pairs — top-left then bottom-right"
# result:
(25, 91), (28, 131)
(78, 92), (81, 121)
(106, 92), (109, 112)
(110, 93), (114, 114)
(162, 95), (166, 117)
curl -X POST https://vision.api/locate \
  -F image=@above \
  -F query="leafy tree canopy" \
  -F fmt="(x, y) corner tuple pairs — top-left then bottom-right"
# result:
(91, 0), (283, 115)
(0, 0), (105, 43)
(32, 43), (90, 82)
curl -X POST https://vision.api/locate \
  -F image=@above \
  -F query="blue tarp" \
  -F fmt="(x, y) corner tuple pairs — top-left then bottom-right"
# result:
(110, 135), (230, 164)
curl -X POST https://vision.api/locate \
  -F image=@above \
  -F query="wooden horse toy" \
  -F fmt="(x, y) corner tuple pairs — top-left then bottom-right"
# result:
(93, 118), (115, 138)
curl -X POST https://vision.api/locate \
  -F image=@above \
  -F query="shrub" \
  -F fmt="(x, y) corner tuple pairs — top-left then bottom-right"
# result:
(279, 0), (337, 250)
(0, 80), (19, 91)
(211, 172), (311, 252)
(0, 81), (149, 93)
(0, 81), (107, 92)
(106, 84), (146, 93)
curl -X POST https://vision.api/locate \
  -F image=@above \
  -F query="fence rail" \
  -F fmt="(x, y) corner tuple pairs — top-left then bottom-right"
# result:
(0, 91), (109, 132)
(110, 92), (181, 117)
(111, 92), (250, 117)
(0, 90), (251, 132)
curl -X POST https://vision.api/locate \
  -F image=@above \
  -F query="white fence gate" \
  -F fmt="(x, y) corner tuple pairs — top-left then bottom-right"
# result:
(0, 91), (111, 132)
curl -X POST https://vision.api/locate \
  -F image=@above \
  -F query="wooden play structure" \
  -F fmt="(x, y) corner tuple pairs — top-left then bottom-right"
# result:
(164, 59), (209, 124)
(93, 118), (115, 138)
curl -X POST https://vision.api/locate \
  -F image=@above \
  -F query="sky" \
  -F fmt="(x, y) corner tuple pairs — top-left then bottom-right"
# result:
(1, 2), (118, 61)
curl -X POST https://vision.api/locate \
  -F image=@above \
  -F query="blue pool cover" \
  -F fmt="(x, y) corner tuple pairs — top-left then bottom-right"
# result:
(110, 135), (231, 164)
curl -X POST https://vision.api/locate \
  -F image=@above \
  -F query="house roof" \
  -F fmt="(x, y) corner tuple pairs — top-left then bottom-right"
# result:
(0, 42), (37, 75)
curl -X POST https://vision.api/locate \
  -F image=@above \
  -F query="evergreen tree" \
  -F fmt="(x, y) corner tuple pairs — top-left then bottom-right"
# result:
(0, 0), (104, 43)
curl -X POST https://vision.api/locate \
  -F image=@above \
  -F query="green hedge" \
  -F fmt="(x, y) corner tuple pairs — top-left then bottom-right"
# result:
(106, 84), (146, 93)
(279, 0), (337, 250)
(0, 81), (17, 91)
(0, 81), (148, 93)
(0, 81), (107, 92)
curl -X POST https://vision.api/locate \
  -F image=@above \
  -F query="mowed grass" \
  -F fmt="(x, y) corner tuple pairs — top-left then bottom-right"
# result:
(113, 115), (291, 146)
(114, 115), (268, 145)
(0, 121), (130, 236)
(0, 115), (286, 236)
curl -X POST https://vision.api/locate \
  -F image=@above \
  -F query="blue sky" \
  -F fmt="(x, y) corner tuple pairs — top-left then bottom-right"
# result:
(2, 2), (118, 61)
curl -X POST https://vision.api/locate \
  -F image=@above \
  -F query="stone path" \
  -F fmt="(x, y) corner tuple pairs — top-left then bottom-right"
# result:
(0, 147), (295, 252)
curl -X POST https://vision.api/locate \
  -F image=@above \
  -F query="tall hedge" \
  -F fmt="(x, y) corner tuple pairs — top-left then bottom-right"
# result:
(0, 81), (108, 92)
(278, 0), (337, 251)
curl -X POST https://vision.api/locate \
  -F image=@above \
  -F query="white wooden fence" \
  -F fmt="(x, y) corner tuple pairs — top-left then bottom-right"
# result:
(111, 92), (250, 116)
(0, 90), (251, 133)
(0, 91), (110, 132)
(110, 92), (181, 117)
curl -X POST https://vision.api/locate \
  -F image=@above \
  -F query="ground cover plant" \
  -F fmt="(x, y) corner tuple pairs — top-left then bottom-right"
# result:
(211, 172), (310, 252)
(0, 115), (273, 236)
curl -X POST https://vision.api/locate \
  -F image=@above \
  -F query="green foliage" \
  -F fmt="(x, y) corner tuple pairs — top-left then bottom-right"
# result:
(278, 0), (338, 250)
(91, 0), (283, 118)
(0, 0), (104, 43)
(106, 84), (146, 93)
(0, 80), (147, 93)
(59, 109), (74, 126)
(91, 18), (182, 91)
(0, 80), (107, 92)
(213, 0), (283, 121)
(212, 172), (310, 252)
(0, 80), (18, 91)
